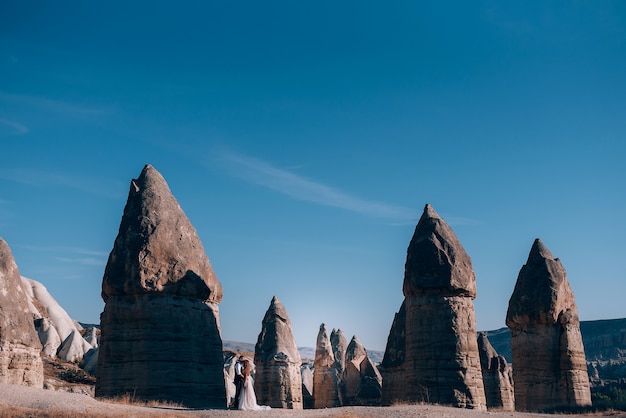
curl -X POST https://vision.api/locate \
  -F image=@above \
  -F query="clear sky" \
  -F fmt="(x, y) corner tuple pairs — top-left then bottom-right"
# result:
(1, 2), (625, 352)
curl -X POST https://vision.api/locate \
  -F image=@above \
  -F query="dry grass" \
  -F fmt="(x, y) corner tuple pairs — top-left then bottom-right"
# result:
(100, 392), (185, 408)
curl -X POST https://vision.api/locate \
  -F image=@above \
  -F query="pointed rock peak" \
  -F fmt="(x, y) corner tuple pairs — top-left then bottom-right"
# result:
(256, 295), (300, 362)
(422, 203), (440, 220)
(477, 333), (498, 363)
(346, 335), (367, 361)
(102, 165), (222, 303)
(404, 204), (476, 298)
(315, 323), (335, 367)
(527, 238), (556, 264)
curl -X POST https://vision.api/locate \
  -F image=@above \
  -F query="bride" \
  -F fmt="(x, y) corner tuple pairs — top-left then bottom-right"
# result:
(238, 357), (271, 411)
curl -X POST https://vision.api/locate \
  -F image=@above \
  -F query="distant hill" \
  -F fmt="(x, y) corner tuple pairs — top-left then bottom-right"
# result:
(226, 318), (626, 387)
(483, 318), (626, 363)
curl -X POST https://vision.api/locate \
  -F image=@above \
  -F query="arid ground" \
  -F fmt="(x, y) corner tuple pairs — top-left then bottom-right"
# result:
(1, 383), (618, 418)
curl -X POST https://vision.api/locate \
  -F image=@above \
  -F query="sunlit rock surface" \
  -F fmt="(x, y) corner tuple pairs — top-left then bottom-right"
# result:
(96, 164), (225, 407)
(506, 239), (591, 411)
(254, 296), (303, 409)
(383, 204), (486, 409)
(0, 238), (43, 387)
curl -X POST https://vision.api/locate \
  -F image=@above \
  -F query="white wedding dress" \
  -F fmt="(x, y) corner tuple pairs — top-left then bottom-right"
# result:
(238, 375), (271, 411)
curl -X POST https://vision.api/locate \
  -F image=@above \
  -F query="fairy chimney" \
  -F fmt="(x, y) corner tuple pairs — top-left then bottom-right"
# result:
(0, 238), (44, 387)
(254, 296), (303, 409)
(477, 332), (515, 411)
(313, 323), (341, 408)
(380, 299), (406, 405)
(96, 164), (225, 407)
(506, 239), (591, 411)
(385, 204), (486, 409)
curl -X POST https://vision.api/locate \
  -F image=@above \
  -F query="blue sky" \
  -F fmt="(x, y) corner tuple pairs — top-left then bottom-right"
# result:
(1, 2), (625, 352)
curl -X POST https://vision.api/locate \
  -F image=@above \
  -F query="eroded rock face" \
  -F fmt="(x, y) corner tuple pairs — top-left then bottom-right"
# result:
(0, 238), (43, 387)
(343, 336), (367, 405)
(254, 296), (303, 409)
(22, 277), (93, 363)
(381, 299), (406, 405)
(313, 323), (340, 408)
(96, 164), (225, 407)
(384, 204), (486, 409)
(342, 336), (382, 406)
(477, 332), (514, 411)
(506, 239), (591, 411)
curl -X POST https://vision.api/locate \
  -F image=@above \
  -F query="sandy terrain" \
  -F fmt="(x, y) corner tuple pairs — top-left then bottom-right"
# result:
(0, 383), (608, 418)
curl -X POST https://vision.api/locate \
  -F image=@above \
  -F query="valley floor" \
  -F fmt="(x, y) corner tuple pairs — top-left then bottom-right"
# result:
(0, 383), (615, 418)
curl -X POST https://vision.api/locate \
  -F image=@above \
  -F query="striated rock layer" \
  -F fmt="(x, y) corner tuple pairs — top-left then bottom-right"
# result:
(380, 299), (406, 405)
(384, 204), (486, 409)
(254, 296), (303, 409)
(313, 323), (340, 408)
(96, 164), (225, 407)
(0, 238), (43, 387)
(506, 239), (591, 411)
(477, 332), (514, 411)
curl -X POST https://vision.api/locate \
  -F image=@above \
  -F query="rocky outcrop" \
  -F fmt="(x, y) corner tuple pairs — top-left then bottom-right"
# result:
(477, 332), (514, 411)
(96, 164), (225, 407)
(301, 365), (314, 409)
(0, 238), (44, 387)
(313, 323), (340, 408)
(380, 299), (406, 405)
(254, 296), (303, 409)
(330, 328), (347, 405)
(357, 355), (383, 405)
(383, 204), (486, 409)
(21, 277), (93, 363)
(343, 336), (382, 406)
(506, 239), (591, 411)
(343, 336), (367, 405)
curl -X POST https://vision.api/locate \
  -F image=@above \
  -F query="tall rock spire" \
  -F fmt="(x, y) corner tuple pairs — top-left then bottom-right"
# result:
(254, 296), (303, 409)
(96, 164), (225, 407)
(313, 323), (340, 408)
(384, 204), (486, 409)
(506, 239), (591, 411)
(477, 332), (515, 411)
(0, 238), (44, 387)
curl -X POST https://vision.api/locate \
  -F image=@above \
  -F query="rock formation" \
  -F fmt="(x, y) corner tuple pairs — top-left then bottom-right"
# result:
(330, 328), (347, 405)
(383, 204), (486, 409)
(96, 164), (225, 407)
(343, 335), (382, 406)
(301, 365), (314, 409)
(21, 277), (93, 363)
(254, 296), (303, 409)
(357, 355), (383, 405)
(380, 299), (406, 405)
(0, 238), (44, 387)
(477, 332), (514, 411)
(343, 336), (367, 405)
(506, 239), (591, 411)
(313, 323), (340, 408)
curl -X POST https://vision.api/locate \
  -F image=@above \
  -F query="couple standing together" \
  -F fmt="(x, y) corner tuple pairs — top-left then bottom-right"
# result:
(233, 356), (271, 411)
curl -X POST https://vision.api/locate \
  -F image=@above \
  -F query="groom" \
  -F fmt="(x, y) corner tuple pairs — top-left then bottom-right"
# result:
(232, 355), (245, 408)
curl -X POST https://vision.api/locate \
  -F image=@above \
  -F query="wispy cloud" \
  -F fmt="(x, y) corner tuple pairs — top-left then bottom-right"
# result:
(0, 167), (125, 199)
(220, 151), (420, 221)
(15, 244), (109, 266)
(0, 117), (29, 136)
(0, 92), (111, 118)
